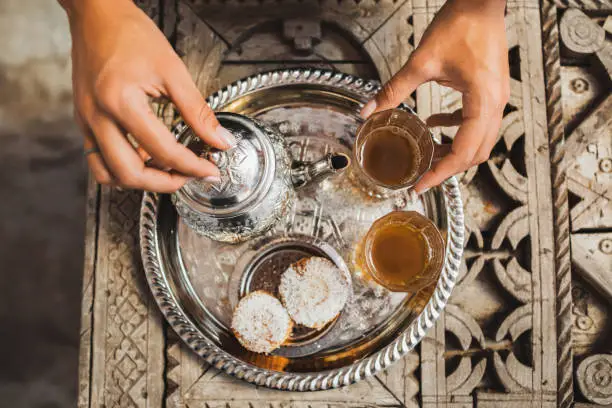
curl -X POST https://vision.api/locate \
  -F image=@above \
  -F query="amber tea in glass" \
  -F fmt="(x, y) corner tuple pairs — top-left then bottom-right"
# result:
(360, 126), (419, 186)
(353, 109), (451, 192)
(356, 211), (445, 292)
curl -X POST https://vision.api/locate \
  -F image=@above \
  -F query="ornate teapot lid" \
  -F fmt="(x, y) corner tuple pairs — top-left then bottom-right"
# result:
(177, 113), (277, 216)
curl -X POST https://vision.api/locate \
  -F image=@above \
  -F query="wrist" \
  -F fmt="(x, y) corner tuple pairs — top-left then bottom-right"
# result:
(450, 0), (506, 16)
(59, 0), (133, 21)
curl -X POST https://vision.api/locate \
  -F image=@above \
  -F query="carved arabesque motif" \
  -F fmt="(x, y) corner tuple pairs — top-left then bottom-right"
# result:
(556, 4), (612, 407)
(577, 354), (612, 405)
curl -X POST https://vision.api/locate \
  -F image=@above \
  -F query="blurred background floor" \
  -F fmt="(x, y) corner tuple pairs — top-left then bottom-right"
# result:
(0, 1), (83, 407)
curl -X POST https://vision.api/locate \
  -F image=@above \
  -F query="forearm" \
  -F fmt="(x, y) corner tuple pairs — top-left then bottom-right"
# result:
(58, 0), (132, 19)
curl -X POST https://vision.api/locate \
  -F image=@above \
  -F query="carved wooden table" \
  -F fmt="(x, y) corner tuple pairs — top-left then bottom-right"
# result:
(77, 1), (612, 407)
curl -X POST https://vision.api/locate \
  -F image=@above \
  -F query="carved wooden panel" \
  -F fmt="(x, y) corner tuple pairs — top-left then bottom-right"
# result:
(77, 1), (611, 407)
(555, 4), (612, 407)
(78, 186), (166, 408)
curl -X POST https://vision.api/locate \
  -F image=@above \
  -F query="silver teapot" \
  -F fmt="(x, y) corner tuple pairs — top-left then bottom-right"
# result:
(171, 113), (350, 243)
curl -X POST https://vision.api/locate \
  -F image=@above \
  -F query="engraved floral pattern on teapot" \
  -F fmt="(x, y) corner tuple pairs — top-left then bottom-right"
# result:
(171, 113), (350, 243)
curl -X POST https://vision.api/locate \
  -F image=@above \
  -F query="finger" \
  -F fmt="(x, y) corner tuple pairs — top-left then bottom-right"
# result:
(413, 116), (488, 194)
(76, 113), (114, 185)
(414, 85), (497, 193)
(85, 139), (115, 186)
(126, 133), (151, 161)
(136, 146), (151, 162)
(90, 113), (192, 193)
(101, 88), (221, 179)
(163, 62), (235, 150)
(361, 52), (435, 118)
(426, 109), (463, 128)
(472, 114), (503, 166)
(467, 83), (507, 165)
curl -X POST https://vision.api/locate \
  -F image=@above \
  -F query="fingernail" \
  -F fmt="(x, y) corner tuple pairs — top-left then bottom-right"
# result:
(360, 100), (377, 119)
(214, 126), (237, 149)
(201, 175), (221, 183)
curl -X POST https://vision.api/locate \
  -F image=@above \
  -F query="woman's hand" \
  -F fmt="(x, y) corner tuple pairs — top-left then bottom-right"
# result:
(61, 0), (234, 192)
(361, 0), (510, 194)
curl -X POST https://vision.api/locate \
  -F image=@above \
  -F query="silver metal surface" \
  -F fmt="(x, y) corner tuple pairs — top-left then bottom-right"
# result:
(172, 112), (350, 243)
(172, 113), (293, 243)
(140, 69), (465, 391)
(290, 152), (350, 189)
(184, 113), (274, 211)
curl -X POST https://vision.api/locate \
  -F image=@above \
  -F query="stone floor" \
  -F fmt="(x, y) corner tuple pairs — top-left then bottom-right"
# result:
(0, 1), (83, 407)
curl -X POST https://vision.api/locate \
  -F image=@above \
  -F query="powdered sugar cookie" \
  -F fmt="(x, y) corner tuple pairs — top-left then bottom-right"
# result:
(279, 257), (350, 329)
(231, 291), (293, 353)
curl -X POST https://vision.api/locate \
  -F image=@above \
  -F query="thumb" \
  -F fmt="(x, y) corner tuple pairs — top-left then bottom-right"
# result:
(361, 53), (434, 118)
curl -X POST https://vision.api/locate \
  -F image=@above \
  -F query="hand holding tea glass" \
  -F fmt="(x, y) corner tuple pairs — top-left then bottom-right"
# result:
(354, 109), (452, 193)
(361, 0), (510, 194)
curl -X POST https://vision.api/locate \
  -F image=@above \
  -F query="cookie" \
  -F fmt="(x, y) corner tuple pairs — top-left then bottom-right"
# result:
(231, 290), (293, 354)
(279, 257), (350, 329)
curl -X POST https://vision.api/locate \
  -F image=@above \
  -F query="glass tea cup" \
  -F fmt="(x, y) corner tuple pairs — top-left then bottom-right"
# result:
(355, 211), (445, 293)
(352, 108), (451, 196)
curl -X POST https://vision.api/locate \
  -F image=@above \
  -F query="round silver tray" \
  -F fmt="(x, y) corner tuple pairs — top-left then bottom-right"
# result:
(140, 69), (464, 391)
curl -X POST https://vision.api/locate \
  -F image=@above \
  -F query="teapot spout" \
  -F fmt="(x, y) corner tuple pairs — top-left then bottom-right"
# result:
(291, 153), (351, 189)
